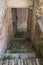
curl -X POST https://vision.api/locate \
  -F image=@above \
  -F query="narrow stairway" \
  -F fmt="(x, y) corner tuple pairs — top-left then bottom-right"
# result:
(0, 37), (40, 65)
(0, 38), (40, 65)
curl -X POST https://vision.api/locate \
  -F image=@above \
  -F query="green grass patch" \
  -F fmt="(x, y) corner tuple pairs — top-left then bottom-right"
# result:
(7, 44), (19, 53)
(15, 31), (27, 38)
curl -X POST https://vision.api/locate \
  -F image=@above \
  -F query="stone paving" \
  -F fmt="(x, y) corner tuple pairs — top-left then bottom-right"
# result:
(0, 38), (40, 65)
(0, 59), (40, 65)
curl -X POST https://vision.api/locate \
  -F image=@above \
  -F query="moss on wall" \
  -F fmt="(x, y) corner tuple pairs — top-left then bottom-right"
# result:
(33, 22), (43, 58)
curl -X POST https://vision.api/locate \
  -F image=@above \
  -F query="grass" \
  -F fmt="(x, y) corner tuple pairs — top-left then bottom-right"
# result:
(7, 44), (19, 53)
(7, 44), (36, 53)
(9, 47), (19, 53)
(6, 30), (27, 52)
(3, 56), (11, 60)
(15, 31), (27, 38)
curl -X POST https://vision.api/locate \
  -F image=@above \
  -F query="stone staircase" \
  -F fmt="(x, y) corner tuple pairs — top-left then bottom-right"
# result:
(7, 38), (35, 53)
(0, 38), (40, 65)
(0, 59), (40, 65)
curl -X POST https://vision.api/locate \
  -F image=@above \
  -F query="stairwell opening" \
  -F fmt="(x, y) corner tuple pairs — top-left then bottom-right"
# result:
(11, 8), (28, 38)
(5, 8), (35, 54)
(11, 8), (32, 39)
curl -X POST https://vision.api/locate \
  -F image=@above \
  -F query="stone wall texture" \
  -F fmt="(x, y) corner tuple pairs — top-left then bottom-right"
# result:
(0, 0), (7, 57)
(17, 8), (28, 31)
(0, 0), (13, 57)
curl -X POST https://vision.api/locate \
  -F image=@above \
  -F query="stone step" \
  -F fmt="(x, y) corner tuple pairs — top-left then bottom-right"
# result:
(0, 59), (40, 65)
(7, 40), (33, 53)
(13, 38), (26, 42)
(8, 40), (30, 52)
(9, 39), (30, 48)
(1, 53), (37, 59)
